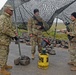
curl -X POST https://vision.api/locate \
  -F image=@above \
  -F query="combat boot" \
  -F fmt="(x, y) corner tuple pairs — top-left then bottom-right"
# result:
(32, 54), (35, 60)
(71, 66), (76, 71)
(68, 61), (74, 65)
(5, 65), (12, 69)
(0, 66), (11, 75)
(38, 50), (41, 53)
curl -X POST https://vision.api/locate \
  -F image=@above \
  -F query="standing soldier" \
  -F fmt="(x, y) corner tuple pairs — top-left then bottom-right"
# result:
(28, 9), (44, 60)
(0, 5), (17, 75)
(66, 12), (76, 71)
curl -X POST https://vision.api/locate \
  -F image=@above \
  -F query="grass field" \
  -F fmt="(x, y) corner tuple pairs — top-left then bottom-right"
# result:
(43, 23), (68, 40)
(51, 23), (66, 30)
(18, 23), (68, 40)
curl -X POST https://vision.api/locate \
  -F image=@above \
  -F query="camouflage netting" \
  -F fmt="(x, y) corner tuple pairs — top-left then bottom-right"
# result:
(58, 1), (76, 23)
(3, 0), (76, 30)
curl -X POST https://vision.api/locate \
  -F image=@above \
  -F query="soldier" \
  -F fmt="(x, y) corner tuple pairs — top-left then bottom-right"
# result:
(0, 5), (17, 75)
(28, 9), (44, 60)
(66, 12), (76, 71)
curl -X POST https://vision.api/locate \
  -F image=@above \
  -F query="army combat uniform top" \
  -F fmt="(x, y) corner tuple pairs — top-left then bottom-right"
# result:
(0, 12), (16, 67)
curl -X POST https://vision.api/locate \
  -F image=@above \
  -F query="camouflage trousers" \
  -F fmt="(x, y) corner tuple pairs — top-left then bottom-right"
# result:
(69, 41), (76, 66)
(30, 35), (42, 54)
(0, 45), (9, 68)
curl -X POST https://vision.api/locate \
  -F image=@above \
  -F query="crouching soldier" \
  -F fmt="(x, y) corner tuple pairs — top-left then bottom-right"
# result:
(0, 5), (17, 75)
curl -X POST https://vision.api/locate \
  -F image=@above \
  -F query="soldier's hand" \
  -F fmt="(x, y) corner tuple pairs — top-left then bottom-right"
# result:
(15, 32), (18, 36)
(29, 34), (33, 37)
(66, 31), (69, 34)
(14, 31), (18, 36)
(60, 29), (64, 33)
(60, 29), (67, 33)
(69, 33), (75, 36)
(65, 31), (75, 36)
(37, 26), (41, 29)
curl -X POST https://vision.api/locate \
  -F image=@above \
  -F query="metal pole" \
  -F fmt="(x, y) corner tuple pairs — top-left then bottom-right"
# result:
(54, 17), (58, 39)
(51, 17), (58, 49)
(13, 0), (22, 56)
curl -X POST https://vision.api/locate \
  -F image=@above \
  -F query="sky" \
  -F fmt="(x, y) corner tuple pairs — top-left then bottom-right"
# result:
(0, 0), (7, 10)
(54, 18), (63, 23)
(0, 0), (63, 23)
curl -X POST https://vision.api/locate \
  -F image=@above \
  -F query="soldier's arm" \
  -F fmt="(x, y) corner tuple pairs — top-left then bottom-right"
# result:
(3, 24), (16, 37)
(27, 18), (33, 35)
(68, 32), (76, 36)
(0, 17), (4, 31)
(0, 18), (16, 37)
(67, 24), (76, 36)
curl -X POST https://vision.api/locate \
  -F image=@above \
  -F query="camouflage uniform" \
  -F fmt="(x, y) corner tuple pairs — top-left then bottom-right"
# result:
(0, 12), (16, 67)
(68, 20), (76, 66)
(28, 16), (43, 54)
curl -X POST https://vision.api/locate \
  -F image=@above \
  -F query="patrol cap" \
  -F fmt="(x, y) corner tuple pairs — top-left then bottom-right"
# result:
(71, 12), (76, 18)
(34, 9), (39, 14)
(4, 4), (13, 11)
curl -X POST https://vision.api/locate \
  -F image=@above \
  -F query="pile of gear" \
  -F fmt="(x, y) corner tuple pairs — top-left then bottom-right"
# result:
(14, 35), (30, 66)
(14, 55), (30, 66)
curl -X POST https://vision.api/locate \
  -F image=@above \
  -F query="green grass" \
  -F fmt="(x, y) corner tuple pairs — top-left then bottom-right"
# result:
(49, 23), (66, 31)
(43, 23), (68, 40)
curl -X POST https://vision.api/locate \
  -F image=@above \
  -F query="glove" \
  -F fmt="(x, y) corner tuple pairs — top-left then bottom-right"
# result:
(14, 36), (19, 41)
(64, 22), (70, 25)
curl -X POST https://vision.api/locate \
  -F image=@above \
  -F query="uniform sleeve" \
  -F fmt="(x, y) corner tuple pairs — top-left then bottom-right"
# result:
(0, 17), (4, 31)
(69, 23), (76, 36)
(27, 18), (33, 35)
(2, 24), (16, 37)
(72, 26), (76, 36)
(0, 17), (16, 37)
